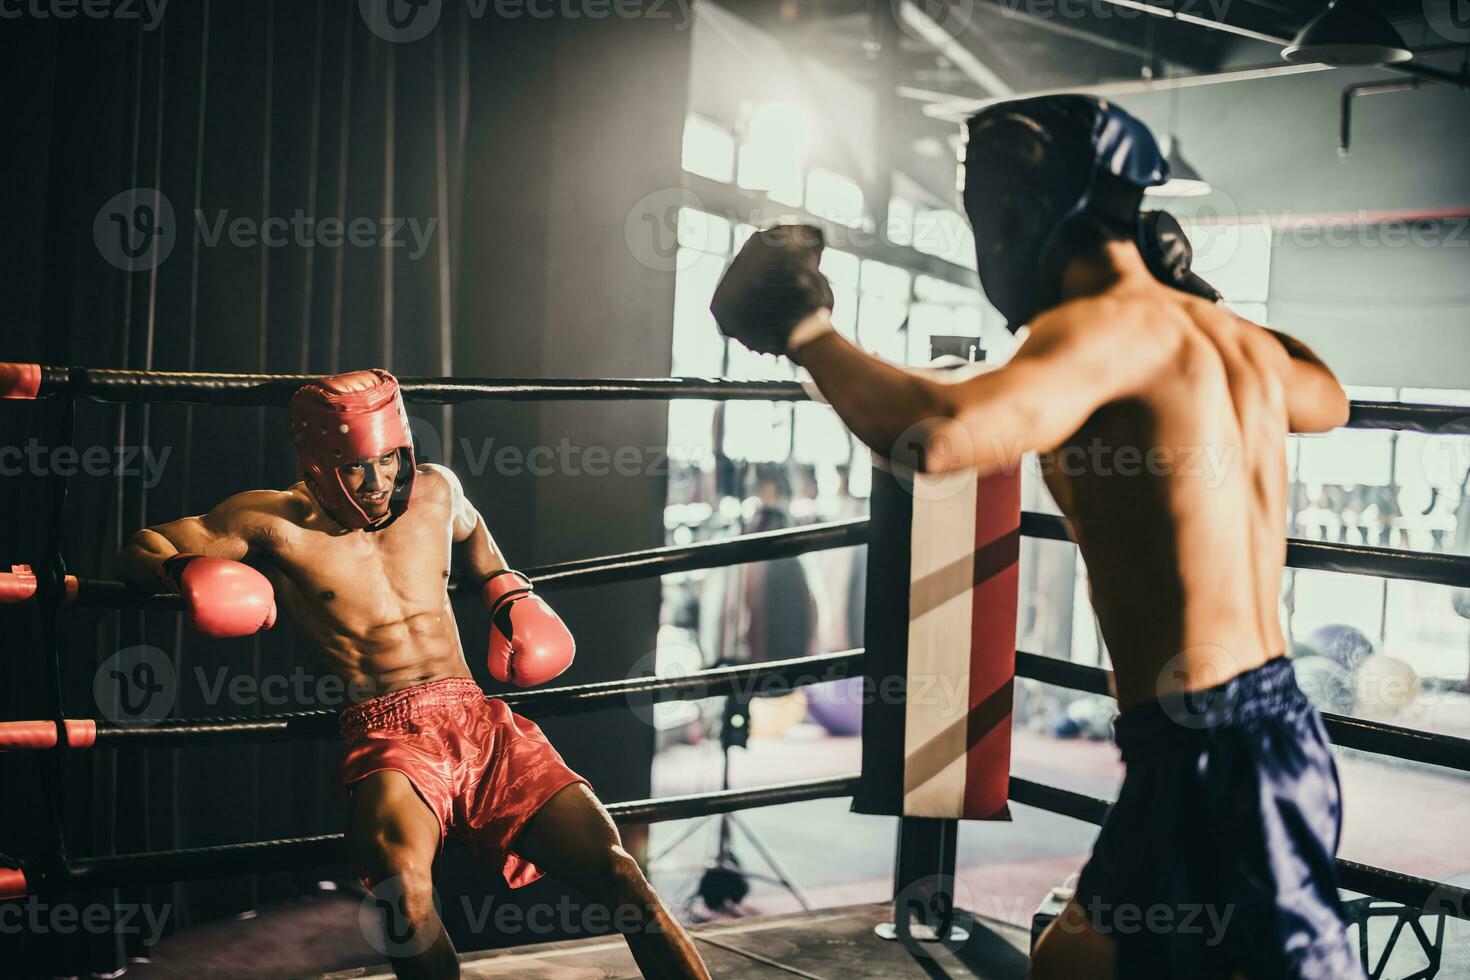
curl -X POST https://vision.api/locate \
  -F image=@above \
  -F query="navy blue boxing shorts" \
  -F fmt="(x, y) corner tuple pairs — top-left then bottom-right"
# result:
(1072, 656), (1363, 979)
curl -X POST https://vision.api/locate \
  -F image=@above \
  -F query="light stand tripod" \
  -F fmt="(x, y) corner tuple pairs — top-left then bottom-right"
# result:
(651, 691), (814, 919)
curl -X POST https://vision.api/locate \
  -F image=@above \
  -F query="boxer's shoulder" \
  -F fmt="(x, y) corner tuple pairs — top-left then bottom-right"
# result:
(212, 487), (308, 532)
(406, 463), (460, 511)
(1024, 290), (1190, 382)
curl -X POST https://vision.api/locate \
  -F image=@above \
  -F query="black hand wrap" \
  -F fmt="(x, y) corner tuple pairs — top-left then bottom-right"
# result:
(710, 224), (835, 356)
(158, 553), (198, 592)
(1138, 210), (1222, 303)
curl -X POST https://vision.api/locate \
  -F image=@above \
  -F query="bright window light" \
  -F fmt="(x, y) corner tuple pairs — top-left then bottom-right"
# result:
(820, 248), (861, 293)
(914, 274), (982, 306)
(1181, 220), (1270, 302)
(727, 340), (795, 381)
(738, 102), (809, 201)
(681, 114), (736, 183)
(857, 295), (907, 358)
(748, 102), (810, 152)
(677, 208), (732, 256)
(829, 284), (858, 340)
(768, 167), (805, 207)
(793, 403), (852, 465)
(671, 249), (729, 377)
(859, 258), (911, 300)
(1296, 428), (1395, 487)
(722, 401), (792, 463)
(666, 401), (716, 469)
(806, 169), (865, 229)
(1229, 302), (1268, 323)
(887, 197), (916, 247)
(913, 208), (976, 270)
(1291, 570), (1385, 644)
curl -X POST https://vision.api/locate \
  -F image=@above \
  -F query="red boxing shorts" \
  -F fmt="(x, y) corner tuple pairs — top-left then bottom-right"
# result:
(340, 677), (588, 888)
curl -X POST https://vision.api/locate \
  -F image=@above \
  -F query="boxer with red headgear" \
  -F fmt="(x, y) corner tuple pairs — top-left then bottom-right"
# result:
(116, 369), (709, 980)
(288, 369), (417, 529)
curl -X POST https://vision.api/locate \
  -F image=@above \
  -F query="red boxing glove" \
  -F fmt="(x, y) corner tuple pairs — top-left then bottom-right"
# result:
(160, 554), (278, 638)
(483, 570), (574, 687)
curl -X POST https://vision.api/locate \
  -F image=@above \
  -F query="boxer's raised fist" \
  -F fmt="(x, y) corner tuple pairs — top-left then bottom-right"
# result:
(710, 224), (835, 357)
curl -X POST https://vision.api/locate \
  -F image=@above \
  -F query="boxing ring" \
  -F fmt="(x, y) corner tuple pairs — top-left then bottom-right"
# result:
(2, 363), (1470, 977)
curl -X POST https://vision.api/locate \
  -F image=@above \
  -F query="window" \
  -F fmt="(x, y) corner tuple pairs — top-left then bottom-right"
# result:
(886, 196), (916, 247)
(912, 208), (976, 271)
(805, 168), (865, 229)
(681, 114), (736, 183)
(1180, 217), (1270, 322)
(737, 102), (808, 206)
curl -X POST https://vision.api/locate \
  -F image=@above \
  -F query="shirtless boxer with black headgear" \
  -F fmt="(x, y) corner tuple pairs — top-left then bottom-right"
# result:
(709, 95), (1361, 979)
(116, 370), (709, 980)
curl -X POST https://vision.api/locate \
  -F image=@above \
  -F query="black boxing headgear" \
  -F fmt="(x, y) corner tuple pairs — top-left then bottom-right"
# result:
(963, 95), (1169, 332)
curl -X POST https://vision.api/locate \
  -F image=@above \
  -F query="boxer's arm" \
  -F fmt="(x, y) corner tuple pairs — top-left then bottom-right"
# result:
(115, 491), (278, 588)
(1263, 328), (1351, 434)
(432, 463), (507, 584)
(427, 464), (575, 686)
(794, 302), (1150, 475)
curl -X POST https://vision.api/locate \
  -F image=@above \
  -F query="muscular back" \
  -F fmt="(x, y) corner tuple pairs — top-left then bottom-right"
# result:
(1039, 292), (1319, 707)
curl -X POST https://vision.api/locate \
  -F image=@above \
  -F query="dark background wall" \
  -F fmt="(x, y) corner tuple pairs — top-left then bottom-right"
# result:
(0, 2), (689, 975)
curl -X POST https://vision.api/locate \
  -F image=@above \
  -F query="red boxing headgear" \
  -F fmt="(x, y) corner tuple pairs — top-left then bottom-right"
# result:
(287, 369), (416, 530)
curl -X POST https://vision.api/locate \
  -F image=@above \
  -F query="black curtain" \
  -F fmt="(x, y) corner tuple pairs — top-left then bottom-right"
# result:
(0, 2), (689, 975)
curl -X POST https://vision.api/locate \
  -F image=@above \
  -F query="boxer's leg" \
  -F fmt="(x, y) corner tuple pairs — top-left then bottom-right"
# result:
(349, 770), (459, 980)
(515, 782), (710, 979)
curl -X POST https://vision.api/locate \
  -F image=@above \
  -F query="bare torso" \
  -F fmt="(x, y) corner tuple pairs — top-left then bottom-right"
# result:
(260, 469), (471, 694)
(1040, 291), (1292, 707)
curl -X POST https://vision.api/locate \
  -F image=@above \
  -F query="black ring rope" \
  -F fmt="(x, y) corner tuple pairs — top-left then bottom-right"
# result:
(32, 370), (813, 405)
(78, 649), (864, 746)
(21, 367), (1470, 435)
(20, 647), (1466, 777)
(42, 508), (1470, 611)
(57, 518), (871, 610)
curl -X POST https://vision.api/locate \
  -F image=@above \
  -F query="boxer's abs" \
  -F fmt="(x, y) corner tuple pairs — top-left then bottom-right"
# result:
(1044, 313), (1291, 710)
(316, 609), (474, 697)
(266, 489), (475, 698)
(273, 571), (474, 699)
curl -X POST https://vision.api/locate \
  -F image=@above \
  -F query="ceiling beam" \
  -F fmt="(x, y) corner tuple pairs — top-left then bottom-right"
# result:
(969, 0), (1214, 70)
(895, 0), (1016, 95)
(921, 60), (1333, 120)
